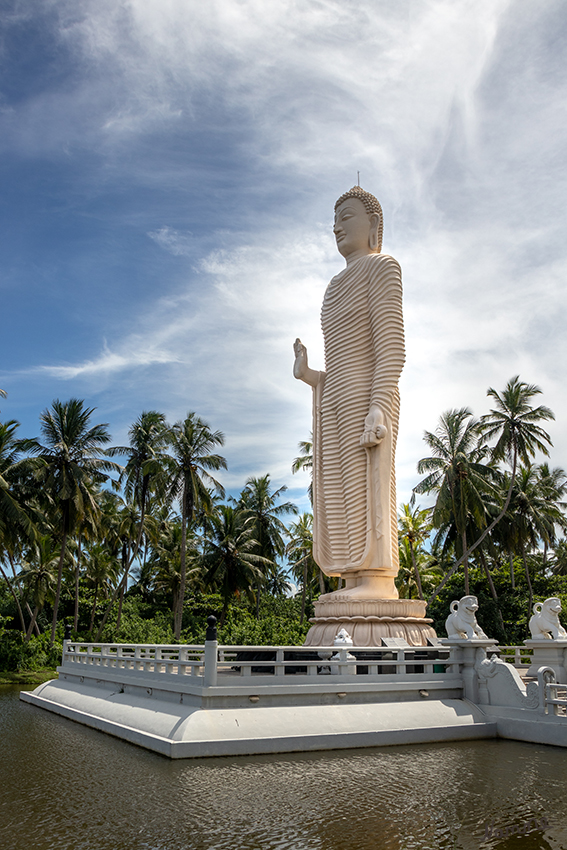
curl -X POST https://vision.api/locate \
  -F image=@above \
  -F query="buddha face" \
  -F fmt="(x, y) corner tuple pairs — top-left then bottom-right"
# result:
(333, 197), (378, 261)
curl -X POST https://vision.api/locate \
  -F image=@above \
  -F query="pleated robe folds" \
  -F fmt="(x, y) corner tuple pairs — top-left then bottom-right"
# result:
(312, 252), (405, 577)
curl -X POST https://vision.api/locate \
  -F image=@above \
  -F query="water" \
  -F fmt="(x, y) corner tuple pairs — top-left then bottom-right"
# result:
(2, 685), (567, 850)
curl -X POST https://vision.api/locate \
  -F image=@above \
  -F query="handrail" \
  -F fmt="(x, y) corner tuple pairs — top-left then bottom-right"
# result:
(61, 641), (455, 683)
(498, 646), (533, 667)
(537, 666), (567, 716)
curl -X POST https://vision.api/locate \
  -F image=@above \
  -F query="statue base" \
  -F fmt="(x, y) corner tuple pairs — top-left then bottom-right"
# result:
(304, 595), (437, 647)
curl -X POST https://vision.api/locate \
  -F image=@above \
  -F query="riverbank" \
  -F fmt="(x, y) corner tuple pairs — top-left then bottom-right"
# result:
(0, 669), (57, 685)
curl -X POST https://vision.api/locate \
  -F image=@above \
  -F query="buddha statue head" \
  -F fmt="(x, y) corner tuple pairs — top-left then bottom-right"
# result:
(333, 186), (383, 260)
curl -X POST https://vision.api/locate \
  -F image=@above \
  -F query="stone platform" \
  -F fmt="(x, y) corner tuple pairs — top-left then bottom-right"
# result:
(21, 639), (567, 758)
(304, 596), (437, 646)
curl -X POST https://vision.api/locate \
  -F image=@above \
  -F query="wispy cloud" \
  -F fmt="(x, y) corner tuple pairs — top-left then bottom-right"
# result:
(36, 340), (179, 379)
(2, 0), (567, 507)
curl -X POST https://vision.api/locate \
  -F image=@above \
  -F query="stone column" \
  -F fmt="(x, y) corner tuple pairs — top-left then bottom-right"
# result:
(440, 639), (500, 703)
(524, 639), (567, 683)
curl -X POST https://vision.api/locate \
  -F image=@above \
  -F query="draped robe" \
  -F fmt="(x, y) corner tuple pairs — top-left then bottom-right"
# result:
(312, 252), (405, 577)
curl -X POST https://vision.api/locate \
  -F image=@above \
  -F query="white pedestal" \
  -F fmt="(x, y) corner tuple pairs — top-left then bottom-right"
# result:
(524, 640), (567, 683)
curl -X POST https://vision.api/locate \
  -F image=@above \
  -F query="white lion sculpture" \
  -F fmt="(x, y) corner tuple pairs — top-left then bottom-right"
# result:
(529, 597), (567, 640)
(445, 595), (489, 640)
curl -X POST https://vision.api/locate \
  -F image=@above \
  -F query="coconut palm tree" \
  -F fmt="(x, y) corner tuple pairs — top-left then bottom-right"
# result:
(550, 538), (567, 576)
(398, 497), (432, 601)
(167, 413), (227, 639)
(237, 475), (297, 617)
(0, 420), (39, 550)
(426, 378), (555, 603)
(84, 542), (119, 633)
(287, 512), (322, 623)
(201, 505), (266, 626)
(18, 535), (59, 640)
(265, 566), (294, 598)
(415, 408), (499, 595)
(93, 412), (172, 639)
(0, 419), (46, 633)
(535, 463), (567, 569)
(505, 464), (565, 613)
(396, 539), (441, 600)
(292, 437), (313, 503)
(147, 515), (183, 616)
(121, 411), (170, 557)
(22, 399), (121, 643)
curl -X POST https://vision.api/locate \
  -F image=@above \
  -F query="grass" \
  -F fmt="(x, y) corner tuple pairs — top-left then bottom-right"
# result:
(0, 669), (58, 685)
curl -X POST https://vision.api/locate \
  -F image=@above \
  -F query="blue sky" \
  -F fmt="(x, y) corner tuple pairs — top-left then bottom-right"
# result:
(1, 0), (567, 513)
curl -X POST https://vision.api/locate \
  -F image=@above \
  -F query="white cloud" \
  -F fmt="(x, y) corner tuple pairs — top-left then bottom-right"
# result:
(147, 227), (195, 256)
(3, 0), (567, 511)
(37, 340), (179, 379)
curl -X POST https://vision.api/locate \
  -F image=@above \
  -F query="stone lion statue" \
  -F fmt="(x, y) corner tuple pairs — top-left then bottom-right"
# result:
(529, 597), (567, 640)
(445, 595), (489, 640)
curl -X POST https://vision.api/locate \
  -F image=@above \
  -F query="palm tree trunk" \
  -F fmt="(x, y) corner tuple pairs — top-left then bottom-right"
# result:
(116, 542), (129, 632)
(25, 601), (41, 636)
(479, 549), (497, 600)
(175, 484), (188, 640)
(523, 547), (533, 615)
(318, 568), (325, 595)
(89, 585), (99, 633)
(478, 550), (507, 640)
(300, 561), (307, 625)
(25, 605), (40, 641)
(74, 535), (82, 632)
(462, 529), (469, 596)
(409, 541), (424, 600)
(220, 597), (229, 628)
(508, 548), (515, 589)
(51, 522), (68, 645)
(0, 562), (27, 633)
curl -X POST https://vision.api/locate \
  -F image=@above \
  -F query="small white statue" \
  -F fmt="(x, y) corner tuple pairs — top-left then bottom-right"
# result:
(445, 595), (488, 640)
(529, 598), (567, 640)
(330, 627), (356, 669)
(333, 627), (354, 647)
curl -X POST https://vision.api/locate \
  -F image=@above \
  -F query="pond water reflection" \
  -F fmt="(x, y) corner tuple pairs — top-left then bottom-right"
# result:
(2, 686), (567, 850)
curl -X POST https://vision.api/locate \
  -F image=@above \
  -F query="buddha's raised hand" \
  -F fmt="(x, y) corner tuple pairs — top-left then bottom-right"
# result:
(293, 339), (321, 387)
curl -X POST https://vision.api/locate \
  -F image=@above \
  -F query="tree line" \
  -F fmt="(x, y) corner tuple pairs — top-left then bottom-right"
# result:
(397, 376), (567, 641)
(0, 400), (328, 658)
(1, 374), (567, 663)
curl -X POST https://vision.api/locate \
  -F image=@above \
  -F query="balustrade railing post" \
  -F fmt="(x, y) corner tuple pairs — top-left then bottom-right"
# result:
(203, 616), (218, 687)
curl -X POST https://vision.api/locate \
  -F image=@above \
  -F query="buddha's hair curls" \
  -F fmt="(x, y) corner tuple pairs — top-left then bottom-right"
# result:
(334, 186), (383, 252)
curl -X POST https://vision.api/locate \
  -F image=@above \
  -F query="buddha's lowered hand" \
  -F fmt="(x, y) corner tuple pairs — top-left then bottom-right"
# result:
(360, 405), (387, 447)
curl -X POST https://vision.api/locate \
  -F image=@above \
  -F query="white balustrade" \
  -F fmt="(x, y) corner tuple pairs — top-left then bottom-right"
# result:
(61, 641), (454, 684)
(498, 645), (533, 668)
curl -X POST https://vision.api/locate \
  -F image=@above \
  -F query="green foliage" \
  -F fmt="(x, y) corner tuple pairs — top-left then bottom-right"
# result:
(426, 562), (567, 645)
(60, 592), (310, 647)
(0, 631), (62, 672)
(216, 596), (310, 646)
